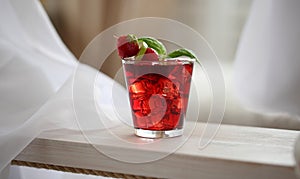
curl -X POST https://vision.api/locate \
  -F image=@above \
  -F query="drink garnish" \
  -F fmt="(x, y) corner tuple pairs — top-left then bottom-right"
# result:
(136, 41), (148, 60)
(138, 37), (167, 57)
(167, 48), (200, 63)
(117, 34), (199, 63)
(117, 34), (139, 58)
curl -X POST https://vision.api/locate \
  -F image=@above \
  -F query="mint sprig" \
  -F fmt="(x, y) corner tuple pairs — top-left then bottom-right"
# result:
(138, 37), (167, 57)
(135, 41), (148, 61)
(167, 48), (200, 64)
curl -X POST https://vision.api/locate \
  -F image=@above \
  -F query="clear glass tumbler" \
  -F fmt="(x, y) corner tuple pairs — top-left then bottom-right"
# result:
(122, 57), (194, 138)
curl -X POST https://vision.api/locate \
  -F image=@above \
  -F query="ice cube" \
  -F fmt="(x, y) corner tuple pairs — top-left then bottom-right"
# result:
(129, 80), (146, 94)
(128, 73), (182, 130)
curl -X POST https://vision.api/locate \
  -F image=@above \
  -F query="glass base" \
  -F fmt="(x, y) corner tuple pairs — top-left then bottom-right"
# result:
(134, 128), (183, 138)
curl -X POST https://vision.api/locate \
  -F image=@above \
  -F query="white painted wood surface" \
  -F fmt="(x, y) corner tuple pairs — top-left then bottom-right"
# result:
(14, 122), (299, 179)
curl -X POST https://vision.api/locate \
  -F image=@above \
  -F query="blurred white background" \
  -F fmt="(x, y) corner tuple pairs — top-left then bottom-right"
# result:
(40, 0), (300, 130)
(5, 0), (300, 178)
(41, 0), (251, 74)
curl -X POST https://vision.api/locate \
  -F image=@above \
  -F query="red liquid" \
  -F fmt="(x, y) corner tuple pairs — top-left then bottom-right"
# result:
(123, 60), (194, 131)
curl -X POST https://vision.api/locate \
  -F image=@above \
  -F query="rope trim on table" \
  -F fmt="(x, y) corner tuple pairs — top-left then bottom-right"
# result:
(11, 160), (158, 179)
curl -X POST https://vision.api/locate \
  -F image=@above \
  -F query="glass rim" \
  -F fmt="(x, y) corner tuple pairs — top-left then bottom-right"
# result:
(122, 57), (195, 65)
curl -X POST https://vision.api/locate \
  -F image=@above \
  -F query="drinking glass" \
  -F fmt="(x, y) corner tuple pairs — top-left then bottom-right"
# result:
(122, 57), (194, 138)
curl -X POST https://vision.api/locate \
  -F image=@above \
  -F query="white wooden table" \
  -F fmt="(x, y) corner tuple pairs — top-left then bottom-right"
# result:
(13, 122), (299, 179)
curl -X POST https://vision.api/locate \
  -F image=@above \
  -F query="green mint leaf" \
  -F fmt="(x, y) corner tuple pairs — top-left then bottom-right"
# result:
(138, 37), (167, 56)
(167, 48), (200, 63)
(136, 41), (148, 60)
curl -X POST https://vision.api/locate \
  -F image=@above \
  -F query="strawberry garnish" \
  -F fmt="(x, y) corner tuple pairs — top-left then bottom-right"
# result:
(117, 34), (139, 58)
(116, 34), (199, 63)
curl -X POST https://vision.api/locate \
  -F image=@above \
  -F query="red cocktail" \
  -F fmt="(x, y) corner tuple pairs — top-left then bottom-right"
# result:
(122, 57), (194, 138)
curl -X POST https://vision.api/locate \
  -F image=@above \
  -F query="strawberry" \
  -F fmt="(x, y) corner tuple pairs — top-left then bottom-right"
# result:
(117, 34), (139, 58)
(141, 48), (159, 61)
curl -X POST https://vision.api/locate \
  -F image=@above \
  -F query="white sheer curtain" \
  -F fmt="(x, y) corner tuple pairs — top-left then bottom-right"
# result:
(0, 0), (124, 178)
(233, 0), (300, 177)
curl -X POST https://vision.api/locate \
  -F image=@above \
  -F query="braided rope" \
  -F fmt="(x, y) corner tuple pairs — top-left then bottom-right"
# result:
(11, 160), (157, 179)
